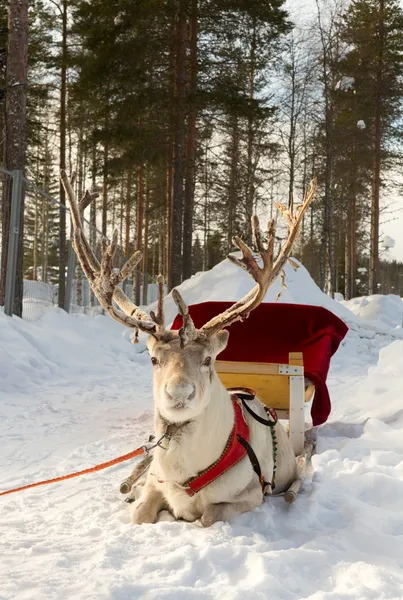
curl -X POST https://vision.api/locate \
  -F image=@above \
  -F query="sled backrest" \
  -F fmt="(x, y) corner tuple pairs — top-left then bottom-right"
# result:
(216, 351), (313, 455)
(216, 351), (314, 409)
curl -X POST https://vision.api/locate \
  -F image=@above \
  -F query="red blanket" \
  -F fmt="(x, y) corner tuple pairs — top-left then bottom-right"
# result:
(171, 302), (348, 426)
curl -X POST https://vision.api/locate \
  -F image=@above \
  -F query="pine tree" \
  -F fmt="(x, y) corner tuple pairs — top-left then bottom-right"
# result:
(341, 0), (403, 293)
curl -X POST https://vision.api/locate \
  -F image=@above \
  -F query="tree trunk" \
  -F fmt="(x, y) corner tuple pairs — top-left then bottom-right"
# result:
(165, 157), (173, 284)
(316, 0), (335, 296)
(182, 0), (197, 281)
(119, 175), (124, 249)
(102, 137), (109, 237)
(245, 22), (257, 245)
(347, 180), (357, 299)
(164, 14), (175, 287)
(300, 116), (308, 247)
(58, 0), (68, 309)
(202, 143), (209, 270)
(0, 0), (29, 315)
(135, 164), (143, 305)
(369, 0), (384, 294)
(124, 170), (132, 258)
(309, 152), (316, 276)
(33, 193), (38, 281)
(288, 56), (296, 211)
(90, 140), (97, 306)
(42, 130), (51, 283)
(75, 124), (85, 306)
(142, 181), (149, 305)
(350, 191), (356, 298)
(170, 0), (187, 289)
(227, 115), (239, 253)
(158, 229), (164, 277)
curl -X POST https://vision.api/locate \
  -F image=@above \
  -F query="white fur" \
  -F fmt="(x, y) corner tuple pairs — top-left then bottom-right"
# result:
(131, 335), (297, 526)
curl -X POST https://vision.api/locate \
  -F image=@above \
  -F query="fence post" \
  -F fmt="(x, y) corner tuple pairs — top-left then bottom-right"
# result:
(4, 170), (23, 317)
(64, 241), (76, 313)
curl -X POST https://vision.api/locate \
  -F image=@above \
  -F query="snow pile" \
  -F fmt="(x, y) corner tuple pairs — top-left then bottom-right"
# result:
(0, 308), (142, 395)
(2, 299), (403, 598)
(145, 258), (356, 327)
(140, 258), (403, 351)
(341, 294), (403, 331)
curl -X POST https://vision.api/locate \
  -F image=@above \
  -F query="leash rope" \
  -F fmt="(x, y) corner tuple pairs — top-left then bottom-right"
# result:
(0, 445), (149, 498)
(1, 430), (173, 498)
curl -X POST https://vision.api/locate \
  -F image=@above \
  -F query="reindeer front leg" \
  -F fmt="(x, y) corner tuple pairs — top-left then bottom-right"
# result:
(131, 480), (168, 525)
(201, 485), (263, 527)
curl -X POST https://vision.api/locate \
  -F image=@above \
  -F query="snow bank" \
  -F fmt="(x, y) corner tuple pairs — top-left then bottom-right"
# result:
(328, 339), (403, 428)
(0, 308), (135, 395)
(139, 258), (403, 351)
(341, 294), (403, 331)
(145, 258), (356, 326)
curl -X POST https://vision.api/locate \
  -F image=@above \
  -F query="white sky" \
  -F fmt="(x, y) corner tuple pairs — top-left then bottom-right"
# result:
(285, 0), (403, 262)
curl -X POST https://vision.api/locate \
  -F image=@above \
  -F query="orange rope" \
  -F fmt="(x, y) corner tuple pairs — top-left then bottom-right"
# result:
(0, 446), (146, 497)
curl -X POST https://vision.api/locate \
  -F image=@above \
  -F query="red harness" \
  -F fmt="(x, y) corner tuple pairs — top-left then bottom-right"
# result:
(182, 396), (249, 496)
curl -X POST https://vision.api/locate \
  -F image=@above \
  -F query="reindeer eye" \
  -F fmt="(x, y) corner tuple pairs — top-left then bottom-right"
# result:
(202, 356), (212, 367)
(151, 357), (159, 366)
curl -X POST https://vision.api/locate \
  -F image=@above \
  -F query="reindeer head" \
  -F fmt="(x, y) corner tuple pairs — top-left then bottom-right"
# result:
(147, 330), (229, 422)
(60, 171), (316, 424)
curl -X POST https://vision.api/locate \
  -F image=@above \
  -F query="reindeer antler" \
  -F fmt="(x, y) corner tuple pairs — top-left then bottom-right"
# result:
(198, 179), (317, 337)
(172, 289), (198, 348)
(60, 170), (157, 341)
(61, 169), (315, 347)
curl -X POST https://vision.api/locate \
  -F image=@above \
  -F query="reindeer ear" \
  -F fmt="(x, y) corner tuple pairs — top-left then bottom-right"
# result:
(210, 330), (229, 357)
(147, 336), (158, 353)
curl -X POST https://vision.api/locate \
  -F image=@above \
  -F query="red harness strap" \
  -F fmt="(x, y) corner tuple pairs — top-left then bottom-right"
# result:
(183, 396), (249, 496)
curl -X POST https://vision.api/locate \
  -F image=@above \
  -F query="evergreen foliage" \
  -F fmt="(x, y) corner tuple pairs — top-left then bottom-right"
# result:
(1, 0), (403, 305)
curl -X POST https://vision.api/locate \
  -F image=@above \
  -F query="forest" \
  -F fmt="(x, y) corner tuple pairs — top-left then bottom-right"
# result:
(1, 0), (403, 316)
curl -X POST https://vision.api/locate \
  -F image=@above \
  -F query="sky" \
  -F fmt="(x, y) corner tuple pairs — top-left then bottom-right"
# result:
(284, 0), (403, 263)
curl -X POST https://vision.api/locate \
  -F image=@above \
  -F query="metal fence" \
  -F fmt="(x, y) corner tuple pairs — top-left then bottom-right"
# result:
(0, 167), (80, 320)
(0, 168), (161, 322)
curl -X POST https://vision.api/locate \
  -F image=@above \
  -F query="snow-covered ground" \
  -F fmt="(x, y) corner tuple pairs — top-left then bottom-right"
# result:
(1, 261), (403, 600)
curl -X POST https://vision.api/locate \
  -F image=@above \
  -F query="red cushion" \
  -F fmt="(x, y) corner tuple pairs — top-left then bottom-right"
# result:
(171, 302), (348, 426)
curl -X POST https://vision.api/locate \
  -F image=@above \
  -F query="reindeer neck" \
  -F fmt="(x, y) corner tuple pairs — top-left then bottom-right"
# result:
(153, 374), (234, 479)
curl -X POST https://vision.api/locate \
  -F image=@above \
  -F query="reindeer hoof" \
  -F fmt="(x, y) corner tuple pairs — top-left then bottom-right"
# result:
(200, 515), (216, 528)
(201, 505), (223, 527)
(131, 501), (154, 525)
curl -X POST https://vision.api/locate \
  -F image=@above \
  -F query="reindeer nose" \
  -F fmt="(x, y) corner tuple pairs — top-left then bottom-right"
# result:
(165, 381), (196, 401)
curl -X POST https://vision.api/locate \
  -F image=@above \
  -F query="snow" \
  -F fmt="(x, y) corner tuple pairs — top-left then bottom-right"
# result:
(135, 259), (402, 351)
(341, 294), (403, 331)
(383, 235), (395, 250)
(2, 261), (403, 599)
(145, 258), (356, 329)
(335, 76), (355, 91)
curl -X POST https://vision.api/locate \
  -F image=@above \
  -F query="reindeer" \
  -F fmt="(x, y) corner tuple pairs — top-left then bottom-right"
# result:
(61, 172), (315, 526)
